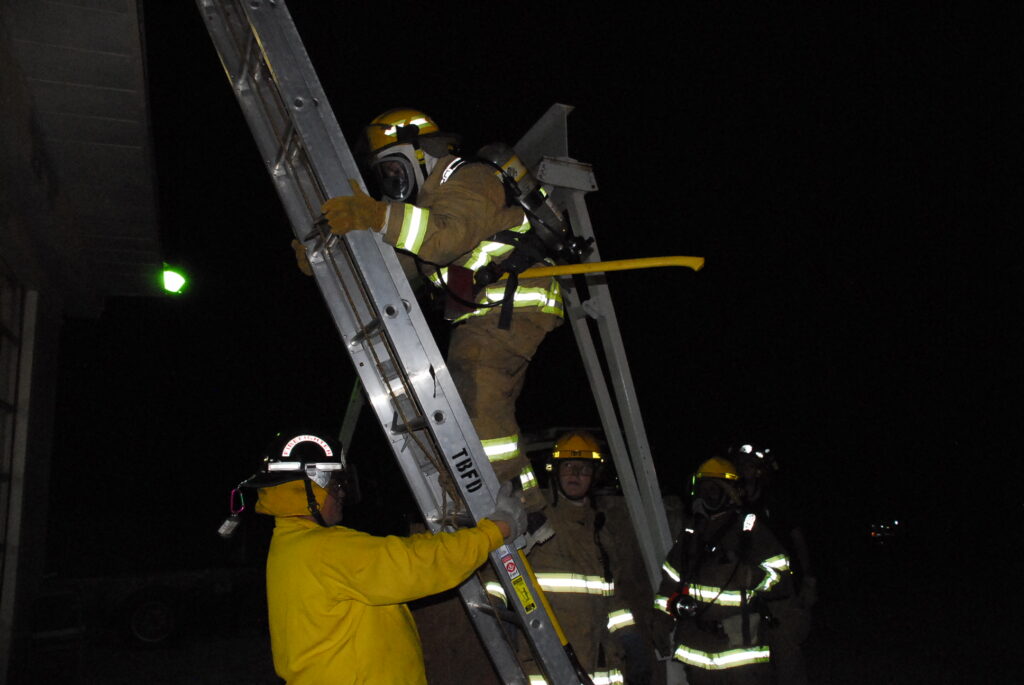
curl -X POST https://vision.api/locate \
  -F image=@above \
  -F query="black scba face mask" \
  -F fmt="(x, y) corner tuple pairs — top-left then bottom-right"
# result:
(371, 154), (416, 202)
(695, 479), (736, 513)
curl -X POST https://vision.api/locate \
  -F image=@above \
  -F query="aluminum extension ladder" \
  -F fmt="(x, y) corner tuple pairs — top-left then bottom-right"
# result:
(197, 0), (678, 681)
(197, 1), (589, 683)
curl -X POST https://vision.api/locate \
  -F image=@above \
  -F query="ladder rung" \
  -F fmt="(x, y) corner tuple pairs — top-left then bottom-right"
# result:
(234, 33), (259, 92)
(390, 401), (428, 433)
(272, 122), (296, 176)
(348, 317), (381, 344)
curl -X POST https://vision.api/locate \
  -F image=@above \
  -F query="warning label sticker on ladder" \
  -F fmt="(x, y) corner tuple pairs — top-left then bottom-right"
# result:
(500, 548), (537, 614)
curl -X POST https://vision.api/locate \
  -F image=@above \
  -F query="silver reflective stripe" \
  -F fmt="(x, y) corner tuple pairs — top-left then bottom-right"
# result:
(536, 573), (614, 596)
(607, 609), (635, 632)
(662, 561), (680, 583)
(673, 645), (771, 670)
(592, 669), (625, 685)
(654, 595), (670, 613)
(267, 461), (302, 471)
(396, 204), (428, 253)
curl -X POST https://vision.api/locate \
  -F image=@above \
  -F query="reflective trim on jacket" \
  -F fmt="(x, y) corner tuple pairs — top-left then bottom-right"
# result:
(451, 279), (564, 322)
(482, 434), (519, 463)
(528, 669), (625, 684)
(673, 644), (771, 670)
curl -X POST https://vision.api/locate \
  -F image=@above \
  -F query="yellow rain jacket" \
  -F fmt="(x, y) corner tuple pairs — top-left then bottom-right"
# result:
(257, 481), (504, 684)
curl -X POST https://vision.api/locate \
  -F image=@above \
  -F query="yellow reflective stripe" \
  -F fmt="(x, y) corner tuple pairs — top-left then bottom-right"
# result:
(662, 561), (681, 583)
(482, 435), (519, 462)
(673, 645), (771, 670)
(654, 595), (670, 613)
(453, 280), (564, 321)
(755, 554), (791, 593)
(485, 581), (508, 606)
(396, 204), (429, 253)
(520, 464), (538, 490)
(607, 609), (635, 632)
(428, 266), (448, 286)
(531, 670), (623, 685)
(462, 240), (515, 272)
(452, 215), (530, 273)
(688, 583), (744, 606)
(536, 573), (614, 596)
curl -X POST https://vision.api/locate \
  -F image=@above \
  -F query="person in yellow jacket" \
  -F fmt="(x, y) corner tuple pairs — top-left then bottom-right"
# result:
(238, 432), (526, 685)
(314, 109), (563, 542)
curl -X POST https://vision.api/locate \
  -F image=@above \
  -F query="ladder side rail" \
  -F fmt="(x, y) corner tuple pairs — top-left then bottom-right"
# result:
(236, 0), (362, 199)
(561, 286), (665, 589)
(517, 113), (675, 582)
(457, 579), (530, 685)
(562, 192), (674, 583)
(529, 142), (673, 587)
(199, 0), (340, 233)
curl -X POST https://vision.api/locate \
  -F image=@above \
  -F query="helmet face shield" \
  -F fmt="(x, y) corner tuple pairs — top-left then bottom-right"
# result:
(370, 153), (416, 202)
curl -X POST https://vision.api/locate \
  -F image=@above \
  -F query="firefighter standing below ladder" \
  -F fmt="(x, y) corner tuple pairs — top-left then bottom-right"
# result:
(315, 108), (563, 544)
(653, 457), (792, 685)
(490, 431), (647, 684)
(235, 432), (527, 685)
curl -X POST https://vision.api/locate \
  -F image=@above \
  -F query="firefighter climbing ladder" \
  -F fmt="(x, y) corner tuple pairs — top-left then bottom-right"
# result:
(198, 0), (681, 682)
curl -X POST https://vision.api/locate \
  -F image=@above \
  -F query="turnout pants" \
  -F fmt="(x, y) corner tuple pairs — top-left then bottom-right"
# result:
(447, 310), (561, 512)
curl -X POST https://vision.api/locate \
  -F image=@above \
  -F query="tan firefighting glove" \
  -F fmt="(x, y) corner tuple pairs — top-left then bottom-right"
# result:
(291, 239), (312, 276)
(321, 179), (387, 236)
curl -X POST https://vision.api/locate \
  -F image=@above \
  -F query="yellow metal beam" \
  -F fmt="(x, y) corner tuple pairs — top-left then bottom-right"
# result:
(506, 256), (705, 280)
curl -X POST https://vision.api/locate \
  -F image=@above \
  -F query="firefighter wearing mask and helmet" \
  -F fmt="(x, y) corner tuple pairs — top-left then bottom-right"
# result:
(236, 431), (526, 685)
(653, 457), (792, 685)
(309, 108), (564, 546)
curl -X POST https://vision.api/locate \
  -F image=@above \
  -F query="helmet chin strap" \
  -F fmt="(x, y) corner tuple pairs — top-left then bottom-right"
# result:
(303, 479), (329, 527)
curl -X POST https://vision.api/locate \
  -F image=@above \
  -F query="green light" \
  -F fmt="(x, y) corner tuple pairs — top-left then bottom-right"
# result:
(162, 266), (187, 294)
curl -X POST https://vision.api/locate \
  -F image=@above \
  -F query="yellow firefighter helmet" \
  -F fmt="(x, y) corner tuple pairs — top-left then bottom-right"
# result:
(364, 108), (443, 155)
(363, 108), (458, 202)
(694, 456), (740, 482)
(551, 431), (604, 463)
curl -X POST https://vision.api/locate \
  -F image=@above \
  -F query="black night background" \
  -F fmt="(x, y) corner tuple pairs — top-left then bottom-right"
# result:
(33, 2), (1019, 683)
